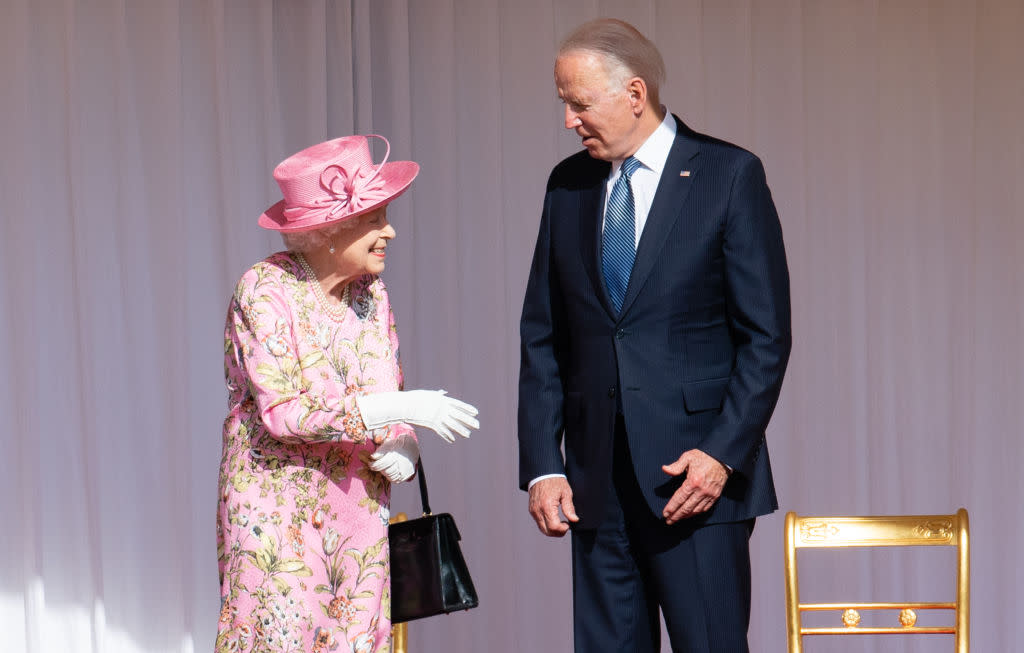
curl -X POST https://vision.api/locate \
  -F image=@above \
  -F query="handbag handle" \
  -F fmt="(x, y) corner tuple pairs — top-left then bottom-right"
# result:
(415, 458), (432, 516)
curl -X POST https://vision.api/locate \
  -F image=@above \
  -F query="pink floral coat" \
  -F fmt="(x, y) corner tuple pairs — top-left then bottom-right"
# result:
(217, 252), (413, 653)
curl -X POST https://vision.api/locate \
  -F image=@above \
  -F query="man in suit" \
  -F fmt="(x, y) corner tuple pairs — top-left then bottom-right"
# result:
(518, 18), (792, 652)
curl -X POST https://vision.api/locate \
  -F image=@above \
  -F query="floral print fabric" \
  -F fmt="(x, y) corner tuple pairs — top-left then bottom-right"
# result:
(217, 252), (413, 653)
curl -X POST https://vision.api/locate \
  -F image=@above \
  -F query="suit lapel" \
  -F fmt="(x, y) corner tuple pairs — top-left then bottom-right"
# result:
(578, 163), (616, 315)
(619, 121), (701, 316)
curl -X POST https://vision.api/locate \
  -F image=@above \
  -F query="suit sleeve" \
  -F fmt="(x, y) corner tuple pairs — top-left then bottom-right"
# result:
(699, 155), (792, 478)
(518, 189), (570, 490)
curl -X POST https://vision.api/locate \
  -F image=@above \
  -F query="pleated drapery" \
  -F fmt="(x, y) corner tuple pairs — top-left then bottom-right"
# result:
(2, 1), (1022, 651)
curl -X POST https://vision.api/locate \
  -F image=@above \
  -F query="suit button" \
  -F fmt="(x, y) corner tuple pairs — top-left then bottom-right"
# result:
(608, 388), (616, 398)
(615, 329), (625, 340)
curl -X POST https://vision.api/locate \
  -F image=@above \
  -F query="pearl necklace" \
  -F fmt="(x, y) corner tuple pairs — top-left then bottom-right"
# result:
(296, 253), (351, 319)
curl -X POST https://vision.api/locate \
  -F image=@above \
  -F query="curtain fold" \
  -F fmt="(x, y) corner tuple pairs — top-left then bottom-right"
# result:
(2, 1), (1021, 651)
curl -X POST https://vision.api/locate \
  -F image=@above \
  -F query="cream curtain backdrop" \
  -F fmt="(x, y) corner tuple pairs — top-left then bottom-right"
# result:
(1, 1), (1021, 651)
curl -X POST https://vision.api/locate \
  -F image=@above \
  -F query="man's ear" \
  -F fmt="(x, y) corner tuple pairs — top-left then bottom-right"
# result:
(626, 77), (647, 115)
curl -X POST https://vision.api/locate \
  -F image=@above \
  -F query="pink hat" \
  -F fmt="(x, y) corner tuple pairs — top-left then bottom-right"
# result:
(258, 134), (419, 232)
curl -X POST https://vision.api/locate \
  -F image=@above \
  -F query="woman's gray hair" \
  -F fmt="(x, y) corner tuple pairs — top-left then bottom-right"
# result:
(558, 18), (666, 106)
(280, 220), (355, 253)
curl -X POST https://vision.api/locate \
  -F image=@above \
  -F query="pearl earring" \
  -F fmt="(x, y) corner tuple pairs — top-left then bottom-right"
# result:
(328, 241), (336, 254)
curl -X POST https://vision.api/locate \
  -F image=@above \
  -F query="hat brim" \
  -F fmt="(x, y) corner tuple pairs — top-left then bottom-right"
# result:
(258, 160), (420, 233)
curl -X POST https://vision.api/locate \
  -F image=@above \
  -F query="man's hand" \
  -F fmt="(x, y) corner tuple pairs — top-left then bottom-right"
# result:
(661, 449), (729, 525)
(528, 477), (579, 537)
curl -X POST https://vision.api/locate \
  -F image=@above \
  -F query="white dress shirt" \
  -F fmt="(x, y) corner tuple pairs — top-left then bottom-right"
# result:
(602, 111), (677, 245)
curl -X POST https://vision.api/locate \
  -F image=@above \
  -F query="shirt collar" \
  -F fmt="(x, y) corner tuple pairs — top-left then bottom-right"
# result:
(612, 110), (677, 177)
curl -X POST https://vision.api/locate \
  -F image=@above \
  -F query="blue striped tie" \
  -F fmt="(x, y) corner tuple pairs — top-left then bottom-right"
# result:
(602, 156), (642, 312)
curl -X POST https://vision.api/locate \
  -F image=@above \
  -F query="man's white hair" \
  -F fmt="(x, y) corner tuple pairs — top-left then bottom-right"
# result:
(558, 18), (666, 106)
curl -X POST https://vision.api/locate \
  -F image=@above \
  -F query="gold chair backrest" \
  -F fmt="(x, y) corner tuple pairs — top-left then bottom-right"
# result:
(784, 509), (969, 652)
(390, 512), (409, 653)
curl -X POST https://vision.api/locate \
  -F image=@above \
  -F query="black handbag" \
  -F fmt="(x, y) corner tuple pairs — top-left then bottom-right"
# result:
(389, 458), (479, 623)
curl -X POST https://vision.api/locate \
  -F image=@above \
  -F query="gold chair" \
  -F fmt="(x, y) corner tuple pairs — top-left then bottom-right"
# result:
(784, 509), (969, 652)
(391, 617), (408, 653)
(390, 512), (409, 653)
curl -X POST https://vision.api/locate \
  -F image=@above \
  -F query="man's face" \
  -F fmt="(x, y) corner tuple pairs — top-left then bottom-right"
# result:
(554, 51), (638, 161)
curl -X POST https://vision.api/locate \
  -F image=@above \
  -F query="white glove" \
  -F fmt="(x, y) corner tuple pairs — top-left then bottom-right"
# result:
(369, 433), (419, 482)
(356, 389), (480, 443)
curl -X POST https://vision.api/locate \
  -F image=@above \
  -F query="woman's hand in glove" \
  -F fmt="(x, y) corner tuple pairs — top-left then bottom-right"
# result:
(356, 390), (480, 443)
(369, 433), (420, 482)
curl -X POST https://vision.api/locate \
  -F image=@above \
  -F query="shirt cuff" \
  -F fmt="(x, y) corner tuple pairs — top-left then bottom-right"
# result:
(527, 473), (566, 490)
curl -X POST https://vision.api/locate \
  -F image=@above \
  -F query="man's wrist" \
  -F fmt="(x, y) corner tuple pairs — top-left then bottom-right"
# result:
(528, 473), (566, 490)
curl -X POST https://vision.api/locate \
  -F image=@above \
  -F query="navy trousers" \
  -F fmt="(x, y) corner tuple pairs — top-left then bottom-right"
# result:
(571, 418), (754, 653)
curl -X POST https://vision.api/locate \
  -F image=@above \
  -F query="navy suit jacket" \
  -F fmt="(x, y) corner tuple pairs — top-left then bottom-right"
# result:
(518, 116), (791, 529)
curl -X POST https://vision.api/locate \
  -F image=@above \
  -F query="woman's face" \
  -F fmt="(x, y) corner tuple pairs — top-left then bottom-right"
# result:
(332, 205), (395, 278)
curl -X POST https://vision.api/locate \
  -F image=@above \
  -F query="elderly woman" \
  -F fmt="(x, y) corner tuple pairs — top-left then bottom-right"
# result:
(216, 135), (478, 653)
